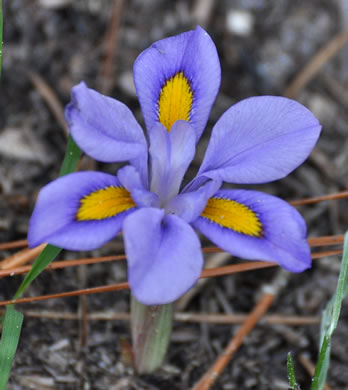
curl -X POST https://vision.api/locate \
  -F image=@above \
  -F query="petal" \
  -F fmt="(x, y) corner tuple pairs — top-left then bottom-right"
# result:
(166, 179), (221, 223)
(28, 172), (136, 251)
(123, 208), (203, 305)
(117, 165), (160, 208)
(65, 82), (148, 182)
(149, 120), (196, 204)
(198, 96), (322, 184)
(193, 189), (311, 272)
(134, 26), (221, 140)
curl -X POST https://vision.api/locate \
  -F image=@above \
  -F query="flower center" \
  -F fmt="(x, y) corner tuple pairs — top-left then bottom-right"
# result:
(158, 71), (193, 131)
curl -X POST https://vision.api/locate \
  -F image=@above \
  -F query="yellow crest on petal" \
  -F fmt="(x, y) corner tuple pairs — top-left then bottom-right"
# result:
(158, 71), (193, 131)
(76, 186), (136, 221)
(201, 197), (263, 237)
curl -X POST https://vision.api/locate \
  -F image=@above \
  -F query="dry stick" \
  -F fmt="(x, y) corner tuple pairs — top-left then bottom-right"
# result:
(98, 0), (124, 95)
(28, 71), (68, 137)
(299, 353), (332, 390)
(191, 270), (291, 390)
(192, 293), (275, 390)
(0, 239), (28, 250)
(0, 249), (341, 308)
(290, 190), (348, 206)
(0, 234), (342, 277)
(307, 234), (344, 247)
(12, 310), (319, 326)
(284, 31), (348, 98)
(0, 244), (46, 270)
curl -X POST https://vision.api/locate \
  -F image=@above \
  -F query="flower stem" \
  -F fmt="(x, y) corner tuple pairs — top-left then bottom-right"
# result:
(131, 295), (173, 373)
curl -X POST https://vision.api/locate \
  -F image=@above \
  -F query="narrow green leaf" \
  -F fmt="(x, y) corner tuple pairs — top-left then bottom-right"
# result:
(14, 135), (81, 299)
(311, 231), (348, 390)
(311, 335), (330, 390)
(59, 135), (82, 176)
(287, 352), (299, 389)
(0, 134), (81, 388)
(0, 306), (24, 390)
(13, 245), (61, 299)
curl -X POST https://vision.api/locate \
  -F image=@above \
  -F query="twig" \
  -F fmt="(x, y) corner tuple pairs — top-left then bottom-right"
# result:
(191, 270), (291, 390)
(0, 239), (28, 250)
(11, 310), (319, 326)
(28, 71), (68, 137)
(290, 190), (348, 206)
(0, 244), (46, 270)
(192, 293), (275, 390)
(98, 0), (124, 95)
(284, 31), (348, 98)
(0, 248), (341, 308)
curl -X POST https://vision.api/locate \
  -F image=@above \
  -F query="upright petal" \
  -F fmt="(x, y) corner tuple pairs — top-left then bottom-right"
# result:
(198, 96), (321, 184)
(149, 120), (196, 205)
(134, 26), (221, 140)
(65, 82), (148, 183)
(28, 172), (137, 251)
(193, 189), (311, 272)
(123, 208), (203, 305)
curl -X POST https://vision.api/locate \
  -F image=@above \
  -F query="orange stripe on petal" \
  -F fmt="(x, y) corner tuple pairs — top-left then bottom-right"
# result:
(158, 72), (193, 131)
(201, 197), (263, 237)
(76, 187), (136, 221)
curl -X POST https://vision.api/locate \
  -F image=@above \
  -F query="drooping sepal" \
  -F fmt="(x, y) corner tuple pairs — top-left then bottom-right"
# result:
(28, 172), (136, 251)
(193, 189), (311, 272)
(123, 208), (203, 305)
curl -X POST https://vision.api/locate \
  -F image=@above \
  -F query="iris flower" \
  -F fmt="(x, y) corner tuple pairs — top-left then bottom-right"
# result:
(28, 26), (321, 305)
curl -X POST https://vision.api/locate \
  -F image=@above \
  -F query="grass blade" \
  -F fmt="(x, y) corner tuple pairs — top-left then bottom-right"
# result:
(0, 306), (24, 390)
(14, 134), (81, 299)
(0, 134), (81, 388)
(287, 352), (300, 389)
(311, 231), (348, 390)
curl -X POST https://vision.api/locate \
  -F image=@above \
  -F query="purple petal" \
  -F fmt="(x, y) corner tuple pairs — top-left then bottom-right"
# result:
(166, 179), (221, 223)
(123, 208), (203, 305)
(149, 120), (196, 204)
(198, 96), (321, 184)
(65, 82), (148, 180)
(193, 189), (311, 272)
(134, 26), (221, 140)
(28, 172), (136, 251)
(117, 165), (160, 208)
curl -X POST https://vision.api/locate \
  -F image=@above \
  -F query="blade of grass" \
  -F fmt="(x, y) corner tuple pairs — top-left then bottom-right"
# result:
(0, 306), (24, 390)
(287, 352), (299, 389)
(14, 135), (81, 299)
(0, 134), (81, 388)
(311, 231), (348, 390)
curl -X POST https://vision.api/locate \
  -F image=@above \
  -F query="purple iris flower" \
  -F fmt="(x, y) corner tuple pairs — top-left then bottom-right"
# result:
(28, 26), (321, 305)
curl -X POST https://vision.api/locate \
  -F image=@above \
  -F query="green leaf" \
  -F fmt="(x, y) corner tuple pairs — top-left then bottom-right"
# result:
(59, 135), (82, 176)
(0, 134), (81, 388)
(287, 352), (300, 389)
(13, 245), (61, 299)
(14, 135), (81, 299)
(0, 306), (24, 390)
(311, 231), (348, 390)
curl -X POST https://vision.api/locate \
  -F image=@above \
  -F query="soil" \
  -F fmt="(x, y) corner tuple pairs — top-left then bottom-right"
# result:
(1, 0), (348, 389)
